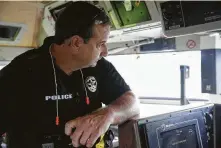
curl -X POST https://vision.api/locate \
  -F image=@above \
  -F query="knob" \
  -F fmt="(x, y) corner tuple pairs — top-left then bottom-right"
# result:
(205, 112), (213, 129)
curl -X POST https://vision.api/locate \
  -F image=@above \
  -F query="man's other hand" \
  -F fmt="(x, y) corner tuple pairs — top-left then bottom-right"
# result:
(65, 108), (114, 148)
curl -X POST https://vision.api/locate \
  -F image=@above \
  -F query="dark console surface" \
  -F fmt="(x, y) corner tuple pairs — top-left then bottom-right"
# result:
(119, 104), (217, 148)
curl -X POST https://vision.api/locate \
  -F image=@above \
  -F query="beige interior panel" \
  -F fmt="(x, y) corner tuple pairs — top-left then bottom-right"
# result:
(0, 1), (43, 48)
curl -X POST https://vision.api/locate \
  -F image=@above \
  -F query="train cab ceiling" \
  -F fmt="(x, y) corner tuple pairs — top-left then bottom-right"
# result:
(1, 1), (221, 60)
(42, 1), (163, 43)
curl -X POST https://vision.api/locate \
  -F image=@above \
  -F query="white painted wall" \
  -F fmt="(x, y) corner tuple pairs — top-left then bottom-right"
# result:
(175, 34), (201, 51)
(0, 46), (30, 61)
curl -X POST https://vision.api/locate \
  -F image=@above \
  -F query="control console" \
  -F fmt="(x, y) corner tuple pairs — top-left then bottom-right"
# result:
(119, 104), (217, 148)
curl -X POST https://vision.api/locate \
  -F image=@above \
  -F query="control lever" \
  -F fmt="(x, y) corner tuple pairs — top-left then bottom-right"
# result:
(205, 112), (213, 129)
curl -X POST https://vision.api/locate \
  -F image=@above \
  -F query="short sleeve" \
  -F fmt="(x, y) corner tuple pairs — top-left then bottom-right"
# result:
(0, 62), (16, 135)
(0, 54), (30, 135)
(97, 58), (131, 105)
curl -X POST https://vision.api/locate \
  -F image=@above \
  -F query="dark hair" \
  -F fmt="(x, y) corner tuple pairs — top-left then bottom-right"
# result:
(54, 1), (110, 44)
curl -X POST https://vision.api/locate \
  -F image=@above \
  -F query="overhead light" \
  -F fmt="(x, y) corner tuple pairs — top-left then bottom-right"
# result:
(209, 32), (220, 37)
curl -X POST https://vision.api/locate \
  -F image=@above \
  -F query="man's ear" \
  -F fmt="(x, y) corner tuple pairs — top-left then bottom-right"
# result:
(69, 36), (84, 49)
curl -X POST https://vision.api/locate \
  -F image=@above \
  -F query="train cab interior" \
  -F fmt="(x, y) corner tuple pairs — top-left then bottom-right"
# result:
(1, 0), (221, 148)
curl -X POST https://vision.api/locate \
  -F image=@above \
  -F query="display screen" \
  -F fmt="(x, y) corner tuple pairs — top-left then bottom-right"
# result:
(111, 1), (151, 27)
(159, 125), (199, 148)
(182, 1), (221, 27)
(160, 1), (221, 31)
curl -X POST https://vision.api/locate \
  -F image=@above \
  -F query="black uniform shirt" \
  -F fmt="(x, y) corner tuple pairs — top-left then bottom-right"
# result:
(0, 37), (130, 148)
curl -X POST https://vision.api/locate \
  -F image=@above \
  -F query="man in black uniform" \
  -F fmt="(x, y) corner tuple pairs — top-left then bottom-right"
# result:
(0, 1), (140, 148)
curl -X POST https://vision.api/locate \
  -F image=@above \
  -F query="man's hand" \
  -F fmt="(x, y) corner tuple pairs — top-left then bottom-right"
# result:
(65, 108), (114, 148)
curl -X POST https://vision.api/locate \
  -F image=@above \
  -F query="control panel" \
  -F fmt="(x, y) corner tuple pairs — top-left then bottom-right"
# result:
(119, 104), (216, 148)
(157, 1), (221, 37)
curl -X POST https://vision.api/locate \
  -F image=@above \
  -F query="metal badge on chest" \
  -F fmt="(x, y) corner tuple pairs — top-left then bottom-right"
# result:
(85, 76), (97, 93)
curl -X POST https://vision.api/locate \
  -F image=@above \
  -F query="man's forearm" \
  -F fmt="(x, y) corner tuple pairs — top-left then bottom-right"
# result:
(107, 91), (140, 125)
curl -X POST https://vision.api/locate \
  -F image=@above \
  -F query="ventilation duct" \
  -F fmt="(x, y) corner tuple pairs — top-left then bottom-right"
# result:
(0, 22), (27, 45)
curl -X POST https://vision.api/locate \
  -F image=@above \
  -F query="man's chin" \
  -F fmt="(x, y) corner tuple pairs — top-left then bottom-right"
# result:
(90, 62), (97, 67)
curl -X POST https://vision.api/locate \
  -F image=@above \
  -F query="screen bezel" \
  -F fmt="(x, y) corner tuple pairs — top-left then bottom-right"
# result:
(156, 1), (221, 38)
(156, 119), (203, 148)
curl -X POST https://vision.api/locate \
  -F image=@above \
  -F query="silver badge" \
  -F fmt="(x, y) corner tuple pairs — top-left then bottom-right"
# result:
(85, 76), (97, 92)
(42, 143), (54, 148)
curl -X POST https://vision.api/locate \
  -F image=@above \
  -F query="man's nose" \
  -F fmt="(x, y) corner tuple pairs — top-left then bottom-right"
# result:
(100, 46), (108, 57)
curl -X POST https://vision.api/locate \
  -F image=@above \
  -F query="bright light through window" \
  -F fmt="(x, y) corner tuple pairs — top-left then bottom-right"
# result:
(106, 51), (205, 99)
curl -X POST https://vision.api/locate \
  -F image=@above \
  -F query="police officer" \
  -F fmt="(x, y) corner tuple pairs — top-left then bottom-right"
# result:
(0, 1), (140, 148)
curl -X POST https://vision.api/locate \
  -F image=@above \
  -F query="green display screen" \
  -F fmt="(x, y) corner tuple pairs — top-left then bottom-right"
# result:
(111, 1), (152, 27)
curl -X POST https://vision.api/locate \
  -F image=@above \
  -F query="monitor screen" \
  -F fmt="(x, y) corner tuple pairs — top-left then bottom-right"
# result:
(110, 1), (151, 27)
(160, 125), (199, 148)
